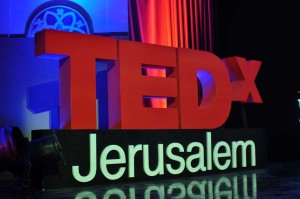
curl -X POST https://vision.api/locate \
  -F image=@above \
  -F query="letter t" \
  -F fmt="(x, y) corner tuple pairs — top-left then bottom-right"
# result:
(35, 30), (117, 129)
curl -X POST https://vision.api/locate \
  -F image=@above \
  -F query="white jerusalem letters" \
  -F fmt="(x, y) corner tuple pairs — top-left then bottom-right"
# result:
(72, 132), (256, 182)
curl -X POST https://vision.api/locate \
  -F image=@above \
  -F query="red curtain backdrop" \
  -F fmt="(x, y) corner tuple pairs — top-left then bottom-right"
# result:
(129, 0), (214, 52)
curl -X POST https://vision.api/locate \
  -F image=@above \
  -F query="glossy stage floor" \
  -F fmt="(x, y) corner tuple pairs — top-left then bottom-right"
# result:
(1, 160), (300, 198)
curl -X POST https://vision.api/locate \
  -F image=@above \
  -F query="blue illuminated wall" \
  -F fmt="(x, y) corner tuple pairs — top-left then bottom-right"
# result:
(0, 0), (128, 139)
(0, 0), (128, 35)
(0, 38), (59, 136)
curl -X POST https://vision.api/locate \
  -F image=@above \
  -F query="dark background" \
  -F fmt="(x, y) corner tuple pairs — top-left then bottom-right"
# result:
(214, 0), (300, 161)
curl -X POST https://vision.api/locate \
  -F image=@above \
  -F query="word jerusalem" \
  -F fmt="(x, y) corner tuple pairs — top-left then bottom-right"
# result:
(72, 132), (256, 182)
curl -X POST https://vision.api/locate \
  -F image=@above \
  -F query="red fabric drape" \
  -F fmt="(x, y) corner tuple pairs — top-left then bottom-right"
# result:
(128, 0), (214, 108)
(129, 0), (214, 52)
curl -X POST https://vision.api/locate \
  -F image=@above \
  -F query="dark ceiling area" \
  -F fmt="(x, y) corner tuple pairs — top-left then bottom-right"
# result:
(214, 0), (300, 160)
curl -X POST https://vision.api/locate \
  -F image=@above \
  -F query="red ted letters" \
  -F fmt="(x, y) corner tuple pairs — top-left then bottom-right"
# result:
(35, 30), (262, 130)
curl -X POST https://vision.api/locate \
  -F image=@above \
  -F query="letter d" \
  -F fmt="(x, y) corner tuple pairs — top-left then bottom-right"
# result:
(177, 48), (232, 129)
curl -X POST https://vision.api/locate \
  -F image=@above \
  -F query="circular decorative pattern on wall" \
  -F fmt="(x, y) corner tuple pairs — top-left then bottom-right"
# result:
(27, 3), (93, 37)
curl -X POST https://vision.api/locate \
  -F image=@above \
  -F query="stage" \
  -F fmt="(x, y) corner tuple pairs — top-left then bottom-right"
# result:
(1, 0), (300, 198)
(1, 160), (300, 198)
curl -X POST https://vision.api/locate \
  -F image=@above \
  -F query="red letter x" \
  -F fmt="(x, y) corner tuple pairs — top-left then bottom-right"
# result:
(222, 57), (262, 103)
